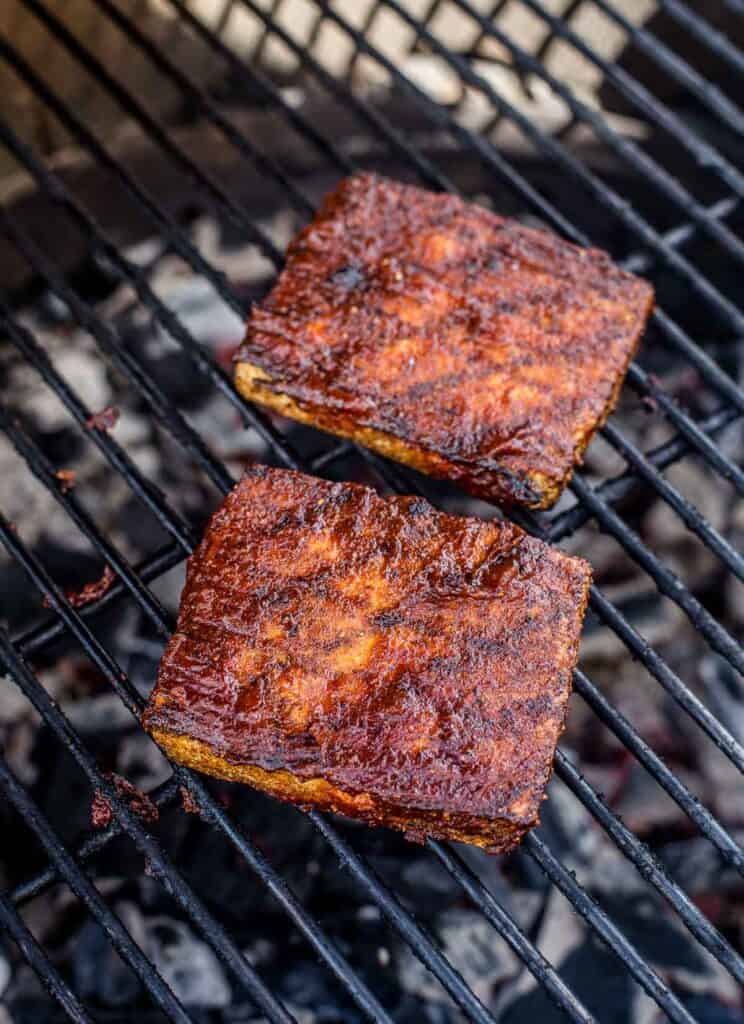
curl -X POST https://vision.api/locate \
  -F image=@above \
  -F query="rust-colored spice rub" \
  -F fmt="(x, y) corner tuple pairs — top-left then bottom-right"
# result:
(236, 174), (654, 509)
(144, 466), (591, 851)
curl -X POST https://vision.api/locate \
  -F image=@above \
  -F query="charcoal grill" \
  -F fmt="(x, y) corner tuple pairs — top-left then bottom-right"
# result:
(0, 0), (743, 1021)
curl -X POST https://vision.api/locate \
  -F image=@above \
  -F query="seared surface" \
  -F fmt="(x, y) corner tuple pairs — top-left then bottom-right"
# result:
(144, 467), (591, 850)
(236, 174), (653, 508)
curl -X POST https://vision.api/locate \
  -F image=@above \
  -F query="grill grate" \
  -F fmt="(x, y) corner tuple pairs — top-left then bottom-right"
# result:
(0, 0), (743, 1021)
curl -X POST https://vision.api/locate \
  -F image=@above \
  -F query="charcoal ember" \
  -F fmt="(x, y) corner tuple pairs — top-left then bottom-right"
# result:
(85, 405), (120, 432)
(503, 933), (635, 1024)
(398, 908), (519, 1007)
(679, 995), (744, 1023)
(54, 468), (76, 491)
(116, 730), (171, 794)
(0, 952), (9, 1000)
(277, 960), (364, 1022)
(698, 656), (744, 747)
(659, 834), (744, 896)
(72, 917), (141, 1007)
(139, 915), (231, 1008)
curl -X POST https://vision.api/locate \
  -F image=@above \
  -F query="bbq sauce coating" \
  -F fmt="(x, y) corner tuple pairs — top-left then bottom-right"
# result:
(144, 466), (591, 851)
(236, 173), (654, 509)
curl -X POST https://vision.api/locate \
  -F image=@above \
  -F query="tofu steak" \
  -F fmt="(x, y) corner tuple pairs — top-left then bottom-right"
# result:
(143, 467), (591, 851)
(236, 174), (654, 508)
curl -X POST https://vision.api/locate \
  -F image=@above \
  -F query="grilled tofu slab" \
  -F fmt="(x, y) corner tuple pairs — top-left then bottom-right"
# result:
(236, 174), (653, 508)
(143, 466), (591, 851)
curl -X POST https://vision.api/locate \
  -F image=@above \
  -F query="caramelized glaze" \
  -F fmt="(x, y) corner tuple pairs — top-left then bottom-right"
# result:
(236, 174), (653, 508)
(144, 467), (591, 851)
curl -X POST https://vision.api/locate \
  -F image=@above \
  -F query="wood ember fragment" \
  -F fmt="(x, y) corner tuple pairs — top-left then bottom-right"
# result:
(179, 786), (201, 816)
(90, 772), (159, 829)
(55, 468), (76, 492)
(44, 565), (117, 609)
(86, 405), (120, 431)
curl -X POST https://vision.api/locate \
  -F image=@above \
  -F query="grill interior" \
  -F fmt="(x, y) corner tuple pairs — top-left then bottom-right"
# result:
(0, 1), (743, 1022)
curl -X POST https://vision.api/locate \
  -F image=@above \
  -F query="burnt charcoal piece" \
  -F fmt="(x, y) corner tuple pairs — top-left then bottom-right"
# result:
(236, 174), (654, 509)
(143, 466), (591, 852)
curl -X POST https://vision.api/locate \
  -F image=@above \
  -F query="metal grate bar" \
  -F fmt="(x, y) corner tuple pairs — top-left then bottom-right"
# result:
(0, 209), (236, 498)
(0, 4), (740, 1019)
(459, 0), (744, 260)
(0, 520), (399, 1024)
(523, 830), (697, 1024)
(0, 753), (194, 1024)
(166, 0), (354, 178)
(0, 634), (298, 1024)
(2, 0), (740, 827)
(592, 0), (744, 133)
(657, 0), (744, 75)
(7, 778), (182, 906)
(0, 894), (94, 1024)
(570, 474), (744, 674)
(523, 0), (744, 193)
(1, 228), (732, 1019)
(552, 749), (744, 984)
(598, 419), (744, 581)
(16, 0), (285, 268)
(366, 0), (744, 333)
(14, 543), (184, 659)
(580, 586), (744, 775)
(623, 196), (740, 275)
(312, 807), (689, 1023)
(547, 405), (742, 541)
(0, 303), (196, 555)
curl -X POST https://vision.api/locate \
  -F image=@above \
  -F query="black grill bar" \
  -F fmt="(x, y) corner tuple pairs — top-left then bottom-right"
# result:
(623, 196), (740, 275)
(593, 0), (743, 132)
(0, 520), (402, 1024)
(0, 633), (298, 1024)
(8, 0), (740, 581)
(525, 0), (744, 178)
(0, 895), (94, 1024)
(266, 0), (744, 420)
(454, 0), (744, 252)
(548, 405), (742, 540)
(656, 0), (744, 75)
(0, 304), (196, 555)
(552, 749), (744, 983)
(2, 0), (740, 851)
(231, 0), (744, 463)
(1, 0), (743, 1020)
(0, 272), (724, 1015)
(0, 754), (194, 1024)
